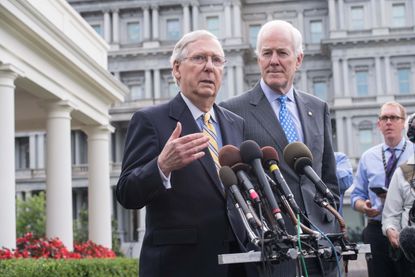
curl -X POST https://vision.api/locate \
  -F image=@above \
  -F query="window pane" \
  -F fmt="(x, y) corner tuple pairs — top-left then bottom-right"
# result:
(167, 19), (181, 41)
(127, 22), (140, 43)
(129, 85), (144, 100)
(249, 25), (261, 48)
(15, 137), (30, 169)
(91, 24), (102, 37)
(351, 7), (364, 29)
(313, 81), (327, 100)
(356, 71), (368, 96)
(310, 20), (323, 43)
(398, 68), (410, 94)
(392, 4), (405, 27)
(359, 129), (372, 154)
(206, 16), (219, 37)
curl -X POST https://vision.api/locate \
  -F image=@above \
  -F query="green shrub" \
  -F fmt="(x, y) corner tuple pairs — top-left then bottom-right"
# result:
(0, 258), (138, 277)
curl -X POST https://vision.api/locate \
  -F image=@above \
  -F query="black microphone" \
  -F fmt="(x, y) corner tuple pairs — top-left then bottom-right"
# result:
(399, 226), (415, 263)
(283, 142), (334, 201)
(262, 146), (301, 214)
(219, 166), (257, 228)
(240, 140), (286, 231)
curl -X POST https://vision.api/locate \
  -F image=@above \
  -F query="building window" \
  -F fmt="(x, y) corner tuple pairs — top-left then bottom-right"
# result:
(206, 16), (220, 37)
(355, 70), (368, 96)
(127, 22), (140, 43)
(15, 137), (30, 169)
(310, 20), (323, 43)
(71, 131), (87, 165)
(397, 68), (410, 94)
(166, 19), (181, 41)
(249, 24), (261, 48)
(358, 120), (373, 154)
(129, 85), (144, 101)
(350, 6), (364, 30)
(392, 3), (406, 27)
(313, 81), (327, 100)
(91, 24), (103, 37)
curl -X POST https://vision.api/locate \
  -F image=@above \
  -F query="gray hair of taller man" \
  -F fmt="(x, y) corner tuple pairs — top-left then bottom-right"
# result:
(255, 20), (304, 57)
(169, 30), (224, 84)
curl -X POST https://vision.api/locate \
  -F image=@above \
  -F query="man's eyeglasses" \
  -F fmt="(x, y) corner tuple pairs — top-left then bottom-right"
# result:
(378, 115), (404, 122)
(182, 55), (227, 67)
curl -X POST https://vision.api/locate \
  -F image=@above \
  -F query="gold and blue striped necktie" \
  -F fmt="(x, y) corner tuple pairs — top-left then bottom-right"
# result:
(202, 113), (221, 172)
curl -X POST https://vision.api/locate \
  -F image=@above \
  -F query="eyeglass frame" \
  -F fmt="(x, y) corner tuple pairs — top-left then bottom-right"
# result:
(378, 115), (404, 122)
(180, 54), (227, 67)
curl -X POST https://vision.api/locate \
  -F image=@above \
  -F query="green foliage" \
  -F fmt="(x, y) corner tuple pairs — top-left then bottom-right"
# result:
(16, 192), (46, 238)
(0, 258), (138, 277)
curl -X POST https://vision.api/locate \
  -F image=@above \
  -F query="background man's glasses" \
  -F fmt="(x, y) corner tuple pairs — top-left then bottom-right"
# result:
(182, 55), (226, 67)
(379, 115), (404, 122)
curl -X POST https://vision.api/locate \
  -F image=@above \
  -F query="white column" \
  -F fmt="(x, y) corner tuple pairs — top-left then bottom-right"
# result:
(154, 69), (160, 99)
(36, 133), (45, 168)
(224, 2), (232, 38)
(384, 56), (392, 95)
(151, 5), (159, 40)
(375, 56), (383, 95)
(182, 4), (191, 34)
(143, 6), (150, 41)
(332, 57), (341, 97)
(342, 59), (350, 96)
(235, 65), (244, 95)
(191, 2), (199, 30)
(112, 9), (119, 44)
(103, 10), (111, 43)
(297, 10), (304, 37)
(29, 134), (36, 168)
(45, 101), (74, 250)
(0, 65), (21, 249)
(137, 208), (146, 254)
(346, 117), (353, 155)
(300, 70), (307, 91)
(145, 69), (152, 99)
(338, 0), (345, 30)
(85, 126), (112, 248)
(328, 0), (337, 31)
(379, 0), (386, 27)
(336, 116), (345, 152)
(371, 0), (377, 28)
(232, 1), (242, 38)
(227, 66), (235, 97)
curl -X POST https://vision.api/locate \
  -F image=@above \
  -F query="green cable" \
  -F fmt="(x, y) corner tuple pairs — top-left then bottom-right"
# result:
(297, 214), (308, 277)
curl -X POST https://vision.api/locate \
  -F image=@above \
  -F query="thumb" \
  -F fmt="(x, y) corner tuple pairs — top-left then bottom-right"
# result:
(365, 199), (372, 208)
(167, 122), (182, 142)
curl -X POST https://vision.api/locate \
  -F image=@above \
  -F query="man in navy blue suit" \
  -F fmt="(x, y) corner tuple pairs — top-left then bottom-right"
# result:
(116, 30), (255, 277)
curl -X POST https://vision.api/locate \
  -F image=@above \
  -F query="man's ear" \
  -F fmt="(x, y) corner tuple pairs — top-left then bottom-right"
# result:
(172, 61), (181, 80)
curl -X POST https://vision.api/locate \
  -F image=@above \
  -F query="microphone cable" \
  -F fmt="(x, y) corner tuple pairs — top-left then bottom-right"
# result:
(296, 213), (308, 277)
(301, 215), (343, 277)
(258, 203), (273, 277)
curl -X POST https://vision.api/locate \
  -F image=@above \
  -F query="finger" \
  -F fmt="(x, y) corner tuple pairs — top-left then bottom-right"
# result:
(167, 122), (182, 142)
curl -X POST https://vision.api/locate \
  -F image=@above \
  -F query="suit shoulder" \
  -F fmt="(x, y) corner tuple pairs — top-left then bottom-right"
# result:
(218, 105), (244, 123)
(220, 89), (254, 110)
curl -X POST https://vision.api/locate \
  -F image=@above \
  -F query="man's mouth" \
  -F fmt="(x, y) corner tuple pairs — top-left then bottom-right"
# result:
(200, 80), (214, 84)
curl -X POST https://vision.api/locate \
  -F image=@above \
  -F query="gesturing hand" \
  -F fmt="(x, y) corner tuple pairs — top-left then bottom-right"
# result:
(158, 122), (210, 176)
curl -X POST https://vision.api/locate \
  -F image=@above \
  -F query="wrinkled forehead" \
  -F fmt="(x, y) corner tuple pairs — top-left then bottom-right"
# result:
(185, 37), (224, 56)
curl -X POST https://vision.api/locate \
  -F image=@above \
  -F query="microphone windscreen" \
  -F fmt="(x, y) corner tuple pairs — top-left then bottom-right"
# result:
(240, 140), (262, 163)
(399, 226), (415, 263)
(283, 142), (313, 171)
(261, 146), (279, 165)
(232, 162), (251, 173)
(293, 157), (313, 175)
(218, 145), (241, 167)
(219, 166), (238, 190)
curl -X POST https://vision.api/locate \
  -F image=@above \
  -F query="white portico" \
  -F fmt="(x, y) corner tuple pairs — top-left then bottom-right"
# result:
(0, 0), (127, 250)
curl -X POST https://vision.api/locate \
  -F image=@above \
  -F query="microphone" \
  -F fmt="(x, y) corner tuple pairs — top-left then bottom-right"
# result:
(283, 142), (334, 201)
(399, 226), (415, 263)
(219, 166), (257, 228)
(262, 146), (301, 214)
(218, 145), (261, 204)
(240, 140), (286, 232)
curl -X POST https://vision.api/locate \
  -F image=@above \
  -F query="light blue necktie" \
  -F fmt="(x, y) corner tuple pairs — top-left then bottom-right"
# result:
(278, 95), (299, 143)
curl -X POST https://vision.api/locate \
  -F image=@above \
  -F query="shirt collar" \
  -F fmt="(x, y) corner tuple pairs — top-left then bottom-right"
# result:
(260, 78), (295, 103)
(180, 92), (217, 122)
(383, 137), (407, 152)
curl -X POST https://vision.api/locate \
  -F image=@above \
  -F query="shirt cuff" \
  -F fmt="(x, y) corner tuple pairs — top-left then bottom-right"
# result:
(158, 162), (172, 189)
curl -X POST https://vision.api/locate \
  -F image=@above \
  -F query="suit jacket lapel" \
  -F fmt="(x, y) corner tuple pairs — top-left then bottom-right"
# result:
(294, 90), (317, 146)
(169, 94), (224, 197)
(248, 83), (288, 153)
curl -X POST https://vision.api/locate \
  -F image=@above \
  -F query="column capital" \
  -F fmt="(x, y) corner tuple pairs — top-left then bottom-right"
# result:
(191, 1), (199, 7)
(0, 64), (25, 84)
(142, 4), (150, 11)
(110, 8), (119, 13)
(181, 2), (190, 8)
(42, 100), (76, 119)
(151, 4), (159, 10)
(83, 124), (114, 139)
(231, 0), (241, 6)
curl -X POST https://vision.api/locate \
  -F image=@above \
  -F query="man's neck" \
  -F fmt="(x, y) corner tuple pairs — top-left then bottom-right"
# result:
(385, 137), (402, 148)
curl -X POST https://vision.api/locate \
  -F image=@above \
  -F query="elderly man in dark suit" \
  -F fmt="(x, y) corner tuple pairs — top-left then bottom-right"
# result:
(116, 30), (257, 277)
(221, 20), (340, 277)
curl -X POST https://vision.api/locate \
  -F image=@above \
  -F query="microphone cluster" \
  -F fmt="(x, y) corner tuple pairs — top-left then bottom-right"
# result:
(218, 140), (353, 263)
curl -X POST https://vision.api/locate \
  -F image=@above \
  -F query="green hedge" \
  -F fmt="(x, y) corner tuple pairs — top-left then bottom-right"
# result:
(0, 258), (138, 277)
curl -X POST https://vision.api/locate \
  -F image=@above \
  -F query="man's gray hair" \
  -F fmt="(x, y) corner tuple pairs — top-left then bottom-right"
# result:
(255, 20), (304, 57)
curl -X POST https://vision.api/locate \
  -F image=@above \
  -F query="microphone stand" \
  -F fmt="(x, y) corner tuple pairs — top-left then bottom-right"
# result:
(313, 194), (346, 234)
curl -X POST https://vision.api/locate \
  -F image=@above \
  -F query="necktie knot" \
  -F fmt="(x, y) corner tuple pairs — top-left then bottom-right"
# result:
(277, 95), (298, 143)
(203, 113), (211, 125)
(277, 95), (288, 105)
